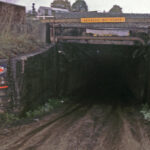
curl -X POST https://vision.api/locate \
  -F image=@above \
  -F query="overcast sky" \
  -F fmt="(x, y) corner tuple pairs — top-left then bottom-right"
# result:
(1, 0), (150, 13)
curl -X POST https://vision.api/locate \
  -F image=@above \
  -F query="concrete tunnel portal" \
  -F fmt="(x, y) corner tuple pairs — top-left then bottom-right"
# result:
(20, 42), (148, 114)
(52, 43), (147, 104)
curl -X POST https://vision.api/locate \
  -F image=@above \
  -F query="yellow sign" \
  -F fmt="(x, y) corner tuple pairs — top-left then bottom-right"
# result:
(81, 17), (126, 23)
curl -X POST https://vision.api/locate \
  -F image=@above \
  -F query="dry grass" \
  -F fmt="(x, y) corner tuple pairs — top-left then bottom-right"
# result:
(0, 23), (45, 58)
(0, 6), (45, 58)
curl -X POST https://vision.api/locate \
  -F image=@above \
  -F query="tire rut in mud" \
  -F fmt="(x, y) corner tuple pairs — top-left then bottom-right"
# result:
(1, 102), (150, 150)
(8, 104), (88, 150)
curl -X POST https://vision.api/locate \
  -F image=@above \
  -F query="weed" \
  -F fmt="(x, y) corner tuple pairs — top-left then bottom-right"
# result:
(140, 103), (150, 121)
(0, 98), (66, 125)
(0, 113), (19, 123)
(25, 98), (66, 118)
(0, 5), (46, 58)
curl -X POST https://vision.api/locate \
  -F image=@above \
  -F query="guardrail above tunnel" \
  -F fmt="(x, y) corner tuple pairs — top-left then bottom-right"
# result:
(55, 36), (146, 46)
(46, 22), (148, 46)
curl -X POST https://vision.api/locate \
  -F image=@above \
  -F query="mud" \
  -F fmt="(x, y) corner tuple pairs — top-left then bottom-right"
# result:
(0, 100), (150, 150)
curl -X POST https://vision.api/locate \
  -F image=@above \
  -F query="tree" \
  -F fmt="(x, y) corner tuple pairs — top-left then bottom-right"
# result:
(51, 0), (71, 10)
(109, 5), (123, 13)
(72, 0), (88, 12)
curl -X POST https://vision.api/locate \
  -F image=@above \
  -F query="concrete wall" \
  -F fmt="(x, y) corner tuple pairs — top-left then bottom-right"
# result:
(0, 46), (55, 113)
(11, 46), (55, 114)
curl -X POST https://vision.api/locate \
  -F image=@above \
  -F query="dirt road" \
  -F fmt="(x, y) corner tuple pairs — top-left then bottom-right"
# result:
(0, 100), (150, 150)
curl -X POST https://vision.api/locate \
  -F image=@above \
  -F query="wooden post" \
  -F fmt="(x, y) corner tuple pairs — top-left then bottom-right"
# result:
(46, 23), (50, 43)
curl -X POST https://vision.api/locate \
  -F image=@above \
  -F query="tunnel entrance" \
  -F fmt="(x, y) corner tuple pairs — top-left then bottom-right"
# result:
(52, 43), (146, 104)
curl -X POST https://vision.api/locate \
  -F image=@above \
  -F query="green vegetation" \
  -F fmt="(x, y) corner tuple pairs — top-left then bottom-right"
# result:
(25, 98), (65, 118)
(109, 5), (123, 13)
(0, 112), (19, 124)
(51, 0), (71, 10)
(140, 104), (150, 121)
(0, 98), (66, 125)
(72, 0), (88, 12)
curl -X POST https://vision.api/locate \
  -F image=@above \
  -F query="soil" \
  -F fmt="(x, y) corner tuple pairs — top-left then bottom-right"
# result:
(0, 99), (150, 150)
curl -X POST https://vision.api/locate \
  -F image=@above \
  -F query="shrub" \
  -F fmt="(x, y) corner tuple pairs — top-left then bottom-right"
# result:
(0, 113), (19, 123)
(0, 98), (66, 125)
(25, 98), (65, 118)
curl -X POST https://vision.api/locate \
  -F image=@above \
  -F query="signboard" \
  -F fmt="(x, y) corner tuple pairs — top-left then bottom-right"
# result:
(0, 66), (6, 75)
(0, 66), (8, 89)
(81, 17), (126, 23)
(86, 29), (130, 36)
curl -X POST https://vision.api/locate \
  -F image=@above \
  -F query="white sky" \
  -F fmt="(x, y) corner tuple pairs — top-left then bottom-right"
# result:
(1, 0), (150, 13)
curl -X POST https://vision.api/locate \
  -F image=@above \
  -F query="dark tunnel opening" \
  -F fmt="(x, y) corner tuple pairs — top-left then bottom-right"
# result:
(20, 43), (148, 115)
(75, 60), (133, 100)
(52, 43), (147, 105)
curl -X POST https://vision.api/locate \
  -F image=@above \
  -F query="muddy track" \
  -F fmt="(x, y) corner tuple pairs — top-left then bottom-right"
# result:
(0, 102), (150, 150)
